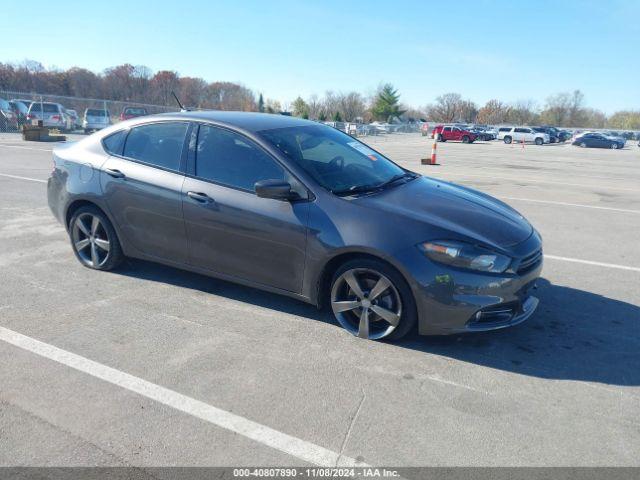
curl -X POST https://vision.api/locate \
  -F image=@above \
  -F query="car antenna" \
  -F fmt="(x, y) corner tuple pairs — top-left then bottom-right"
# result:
(171, 91), (189, 112)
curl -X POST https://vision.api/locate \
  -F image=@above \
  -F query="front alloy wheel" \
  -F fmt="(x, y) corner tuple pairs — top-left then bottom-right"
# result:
(331, 267), (408, 340)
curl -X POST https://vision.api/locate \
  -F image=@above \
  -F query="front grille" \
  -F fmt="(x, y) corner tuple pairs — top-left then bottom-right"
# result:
(517, 249), (542, 274)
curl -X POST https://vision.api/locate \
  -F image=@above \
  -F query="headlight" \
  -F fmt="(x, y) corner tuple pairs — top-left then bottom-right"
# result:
(419, 240), (512, 273)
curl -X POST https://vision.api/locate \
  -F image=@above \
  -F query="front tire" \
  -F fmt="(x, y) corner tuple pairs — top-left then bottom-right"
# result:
(503, 136), (512, 144)
(69, 206), (124, 271)
(580, 142), (587, 148)
(535, 137), (543, 145)
(330, 259), (417, 341)
(611, 143), (619, 149)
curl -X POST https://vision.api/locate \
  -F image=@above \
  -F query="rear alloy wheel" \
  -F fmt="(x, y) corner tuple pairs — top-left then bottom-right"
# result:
(535, 137), (543, 145)
(462, 135), (470, 143)
(504, 136), (512, 144)
(70, 206), (123, 270)
(330, 260), (416, 340)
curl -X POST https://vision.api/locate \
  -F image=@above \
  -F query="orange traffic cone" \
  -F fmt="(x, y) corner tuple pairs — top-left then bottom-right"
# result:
(422, 134), (439, 165)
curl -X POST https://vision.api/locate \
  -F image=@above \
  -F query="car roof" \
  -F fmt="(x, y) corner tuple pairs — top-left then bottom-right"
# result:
(152, 110), (314, 132)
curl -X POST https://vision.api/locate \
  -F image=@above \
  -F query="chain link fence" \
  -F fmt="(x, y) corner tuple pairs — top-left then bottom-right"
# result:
(0, 90), (177, 133)
(0, 90), (427, 138)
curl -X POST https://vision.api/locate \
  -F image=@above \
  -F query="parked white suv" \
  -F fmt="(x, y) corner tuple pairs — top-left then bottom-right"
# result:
(498, 127), (549, 145)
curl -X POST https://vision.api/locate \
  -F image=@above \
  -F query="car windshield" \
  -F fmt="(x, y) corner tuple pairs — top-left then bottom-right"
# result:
(11, 102), (28, 113)
(30, 103), (58, 113)
(258, 125), (409, 195)
(125, 108), (146, 115)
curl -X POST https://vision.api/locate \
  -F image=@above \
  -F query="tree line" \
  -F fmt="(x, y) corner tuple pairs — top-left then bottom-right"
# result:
(1, 61), (638, 129)
(424, 91), (640, 130)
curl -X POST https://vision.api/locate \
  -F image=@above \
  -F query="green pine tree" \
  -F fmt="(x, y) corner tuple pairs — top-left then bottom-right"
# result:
(258, 93), (265, 113)
(332, 111), (342, 122)
(371, 84), (406, 122)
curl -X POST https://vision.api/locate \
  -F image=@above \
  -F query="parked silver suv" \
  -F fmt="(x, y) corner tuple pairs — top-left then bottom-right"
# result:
(26, 102), (70, 130)
(83, 108), (111, 133)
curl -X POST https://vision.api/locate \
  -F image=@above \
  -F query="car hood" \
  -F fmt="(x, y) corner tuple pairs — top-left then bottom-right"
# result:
(354, 177), (533, 248)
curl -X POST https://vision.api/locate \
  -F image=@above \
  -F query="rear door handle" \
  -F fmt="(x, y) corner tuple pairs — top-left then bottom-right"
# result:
(187, 191), (213, 203)
(105, 168), (125, 179)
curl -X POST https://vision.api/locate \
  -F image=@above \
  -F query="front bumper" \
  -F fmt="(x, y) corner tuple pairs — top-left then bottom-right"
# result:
(395, 232), (543, 335)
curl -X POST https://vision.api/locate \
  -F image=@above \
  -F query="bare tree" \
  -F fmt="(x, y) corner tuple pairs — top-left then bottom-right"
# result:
(150, 70), (180, 106)
(338, 92), (366, 121)
(426, 93), (463, 122)
(306, 94), (323, 119)
(208, 82), (256, 111)
(476, 99), (509, 124)
(507, 99), (539, 125)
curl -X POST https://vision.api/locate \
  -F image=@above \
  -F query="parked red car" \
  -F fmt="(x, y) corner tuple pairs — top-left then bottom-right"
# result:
(431, 125), (477, 143)
(119, 106), (148, 121)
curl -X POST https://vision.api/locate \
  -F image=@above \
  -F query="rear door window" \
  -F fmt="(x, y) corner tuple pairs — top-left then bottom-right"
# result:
(123, 122), (188, 171)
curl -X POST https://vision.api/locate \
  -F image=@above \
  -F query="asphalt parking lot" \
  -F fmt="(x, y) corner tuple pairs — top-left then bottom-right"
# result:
(0, 132), (638, 468)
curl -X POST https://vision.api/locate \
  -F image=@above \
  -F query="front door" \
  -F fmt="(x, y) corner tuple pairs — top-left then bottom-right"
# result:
(101, 121), (190, 262)
(182, 124), (309, 293)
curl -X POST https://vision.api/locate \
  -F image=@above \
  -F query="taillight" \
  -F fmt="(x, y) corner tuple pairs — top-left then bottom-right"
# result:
(27, 114), (34, 119)
(52, 115), (61, 121)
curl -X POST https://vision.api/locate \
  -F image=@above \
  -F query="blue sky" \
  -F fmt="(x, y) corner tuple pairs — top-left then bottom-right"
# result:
(3, 0), (638, 113)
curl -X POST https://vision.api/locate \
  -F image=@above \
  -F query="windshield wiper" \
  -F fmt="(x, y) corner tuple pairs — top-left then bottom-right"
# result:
(332, 183), (382, 196)
(332, 172), (418, 197)
(375, 172), (418, 190)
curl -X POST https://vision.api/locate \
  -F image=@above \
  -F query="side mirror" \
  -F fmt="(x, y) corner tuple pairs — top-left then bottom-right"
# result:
(255, 179), (298, 201)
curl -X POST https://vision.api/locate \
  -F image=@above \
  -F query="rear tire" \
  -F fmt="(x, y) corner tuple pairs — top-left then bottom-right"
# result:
(611, 143), (619, 149)
(504, 136), (512, 144)
(69, 206), (124, 271)
(580, 142), (587, 148)
(330, 258), (417, 341)
(462, 135), (470, 143)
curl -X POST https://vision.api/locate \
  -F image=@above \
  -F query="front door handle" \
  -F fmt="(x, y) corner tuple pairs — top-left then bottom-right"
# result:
(105, 168), (125, 179)
(187, 191), (213, 203)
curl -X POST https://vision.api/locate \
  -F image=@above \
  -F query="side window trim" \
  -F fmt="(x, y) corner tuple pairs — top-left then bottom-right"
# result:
(115, 120), (190, 175)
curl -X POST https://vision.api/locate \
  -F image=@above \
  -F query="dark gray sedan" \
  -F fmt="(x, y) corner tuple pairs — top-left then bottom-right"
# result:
(47, 112), (543, 341)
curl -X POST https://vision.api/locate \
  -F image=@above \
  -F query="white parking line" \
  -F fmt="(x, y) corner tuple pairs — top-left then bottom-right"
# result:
(0, 326), (366, 467)
(546, 255), (640, 272)
(430, 172), (640, 192)
(500, 197), (640, 215)
(0, 143), (54, 151)
(0, 173), (47, 183)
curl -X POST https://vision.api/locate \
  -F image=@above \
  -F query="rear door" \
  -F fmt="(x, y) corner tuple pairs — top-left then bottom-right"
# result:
(182, 123), (309, 293)
(100, 121), (191, 262)
(451, 127), (463, 141)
